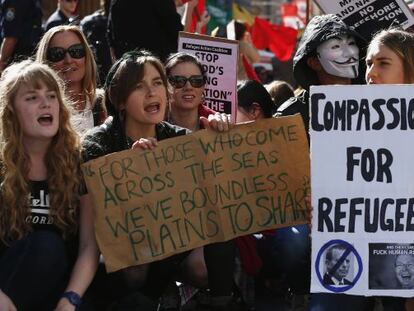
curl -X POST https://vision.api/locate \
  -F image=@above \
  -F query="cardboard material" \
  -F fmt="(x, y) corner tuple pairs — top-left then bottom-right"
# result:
(82, 115), (310, 272)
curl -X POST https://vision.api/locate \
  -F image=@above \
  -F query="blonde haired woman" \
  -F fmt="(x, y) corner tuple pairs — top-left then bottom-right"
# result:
(36, 25), (106, 134)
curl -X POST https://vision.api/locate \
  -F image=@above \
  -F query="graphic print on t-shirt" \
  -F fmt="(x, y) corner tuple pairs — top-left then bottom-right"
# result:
(26, 180), (54, 228)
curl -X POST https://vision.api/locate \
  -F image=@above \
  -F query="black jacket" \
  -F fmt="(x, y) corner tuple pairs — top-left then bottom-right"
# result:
(82, 116), (189, 163)
(0, 0), (43, 59)
(44, 9), (69, 31)
(323, 273), (352, 286)
(107, 0), (183, 61)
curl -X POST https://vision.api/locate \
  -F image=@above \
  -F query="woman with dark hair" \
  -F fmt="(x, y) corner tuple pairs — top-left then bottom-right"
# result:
(236, 79), (275, 122)
(265, 80), (294, 114)
(82, 50), (233, 310)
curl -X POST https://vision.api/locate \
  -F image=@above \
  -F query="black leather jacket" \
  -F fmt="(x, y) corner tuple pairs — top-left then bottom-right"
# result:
(82, 116), (189, 163)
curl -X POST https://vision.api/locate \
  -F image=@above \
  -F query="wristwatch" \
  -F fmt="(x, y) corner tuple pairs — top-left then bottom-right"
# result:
(62, 291), (82, 309)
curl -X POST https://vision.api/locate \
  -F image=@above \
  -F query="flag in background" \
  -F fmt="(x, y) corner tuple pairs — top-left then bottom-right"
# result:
(281, 3), (298, 17)
(281, 2), (305, 29)
(242, 54), (261, 82)
(232, 3), (254, 26)
(251, 17), (298, 62)
(189, 0), (206, 33)
(205, 0), (233, 34)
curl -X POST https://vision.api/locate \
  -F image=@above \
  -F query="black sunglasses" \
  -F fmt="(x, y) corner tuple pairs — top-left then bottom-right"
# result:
(168, 75), (206, 88)
(46, 43), (86, 63)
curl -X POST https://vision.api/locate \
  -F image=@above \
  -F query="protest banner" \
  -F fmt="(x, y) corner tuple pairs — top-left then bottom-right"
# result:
(310, 84), (414, 297)
(82, 116), (310, 272)
(178, 32), (238, 118)
(314, 0), (414, 39)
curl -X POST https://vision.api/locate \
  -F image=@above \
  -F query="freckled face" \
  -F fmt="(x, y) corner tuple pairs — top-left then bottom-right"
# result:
(14, 82), (60, 143)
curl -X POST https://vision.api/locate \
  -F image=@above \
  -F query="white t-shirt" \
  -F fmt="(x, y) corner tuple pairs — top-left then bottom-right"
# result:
(71, 100), (94, 135)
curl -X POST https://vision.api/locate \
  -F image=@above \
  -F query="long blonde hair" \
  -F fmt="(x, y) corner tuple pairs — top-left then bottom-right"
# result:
(36, 25), (97, 106)
(0, 60), (81, 243)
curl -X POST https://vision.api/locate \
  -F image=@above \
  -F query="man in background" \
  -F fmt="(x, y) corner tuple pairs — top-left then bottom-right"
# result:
(107, 0), (183, 61)
(0, 0), (42, 72)
(44, 0), (79, 31)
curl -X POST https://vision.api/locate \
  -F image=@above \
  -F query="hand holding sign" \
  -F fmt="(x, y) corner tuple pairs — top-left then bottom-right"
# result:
(83, 115), (310, 272)
(131, 137), (159, 150)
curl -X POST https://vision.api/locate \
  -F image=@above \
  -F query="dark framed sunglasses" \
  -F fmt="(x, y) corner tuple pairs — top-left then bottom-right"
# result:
(46, 43), (86, 63)
(168, 75), (206, 88)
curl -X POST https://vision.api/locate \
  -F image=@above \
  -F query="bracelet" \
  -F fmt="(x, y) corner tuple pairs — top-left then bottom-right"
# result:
(62, 291), (82, 309)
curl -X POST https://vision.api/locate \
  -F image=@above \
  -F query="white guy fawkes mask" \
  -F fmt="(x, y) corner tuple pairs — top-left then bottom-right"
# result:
(316, 35), (359, 79)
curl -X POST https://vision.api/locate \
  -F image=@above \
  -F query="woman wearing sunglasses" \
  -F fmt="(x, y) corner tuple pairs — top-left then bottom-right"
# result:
(36, 25), (106, 135)
(165, 52), (230, 132)
(164, 52), (236, 310)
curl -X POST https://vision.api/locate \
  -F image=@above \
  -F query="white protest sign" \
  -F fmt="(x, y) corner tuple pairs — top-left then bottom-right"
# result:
(178, 32), (238, 119)
(314, 0), (414, 39)
(310, 85), (414, 297)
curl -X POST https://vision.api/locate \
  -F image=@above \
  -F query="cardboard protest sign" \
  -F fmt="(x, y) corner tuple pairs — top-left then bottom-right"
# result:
(310, 85), (414, 297)
(82, 116), (310, 272)
(314, 0), (414, 39)
(178, 32), (238, 118)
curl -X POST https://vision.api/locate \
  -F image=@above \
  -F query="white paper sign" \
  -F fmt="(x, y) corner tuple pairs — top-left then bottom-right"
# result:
(314, 0), (414, 39)
(178, 32), (238, 119)
(310, 84), (414, 297)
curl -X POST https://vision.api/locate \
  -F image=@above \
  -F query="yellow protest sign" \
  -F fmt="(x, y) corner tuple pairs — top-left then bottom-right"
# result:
(82, 115), (310, 272)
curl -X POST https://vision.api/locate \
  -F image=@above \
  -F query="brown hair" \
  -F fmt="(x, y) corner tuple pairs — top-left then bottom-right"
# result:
(106, 50), (168, 114)
(165, 52), (206, 79)
(368, 28), (414, 83)
(0, 60), (81, 243)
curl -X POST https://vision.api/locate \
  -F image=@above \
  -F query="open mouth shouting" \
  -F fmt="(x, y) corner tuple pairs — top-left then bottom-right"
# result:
(37, 113), (54, 126)
(144, 103), (161, 114)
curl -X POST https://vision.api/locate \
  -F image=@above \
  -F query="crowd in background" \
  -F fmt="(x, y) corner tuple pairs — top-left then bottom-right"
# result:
(0, 0), (414, 310)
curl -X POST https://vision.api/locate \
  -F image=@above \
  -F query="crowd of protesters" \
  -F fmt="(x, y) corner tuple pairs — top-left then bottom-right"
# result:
(0, 0), (414, 310)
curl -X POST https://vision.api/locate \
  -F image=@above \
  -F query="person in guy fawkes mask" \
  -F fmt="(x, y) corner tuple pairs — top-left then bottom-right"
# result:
(275, 14), (366, 136)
